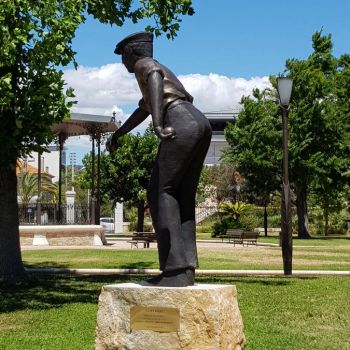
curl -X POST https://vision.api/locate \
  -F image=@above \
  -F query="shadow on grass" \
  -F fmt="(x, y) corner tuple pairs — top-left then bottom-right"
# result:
(0, 274), (140, 313)
(24, 261), (156, 270)
(1, 272), (321, 314)
(197, 275), (318, 286)
(119, 261), (156, 269)
(24, 262), (71, 269)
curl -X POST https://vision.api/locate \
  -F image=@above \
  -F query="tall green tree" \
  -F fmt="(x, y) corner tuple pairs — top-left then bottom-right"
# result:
(78, 128), (159, 232)
(0, 0), (194, 282)
(225, 31), (350, 238)
(105, 128), (159, 232)
(286, 31), (350, 236)
(225, 89), (281, 205)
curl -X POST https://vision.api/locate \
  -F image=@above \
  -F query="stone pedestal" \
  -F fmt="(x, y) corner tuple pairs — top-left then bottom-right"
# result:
(65, 190), (76, 224)
(114, 202), (123, 233)
(95, 283), (245, 350)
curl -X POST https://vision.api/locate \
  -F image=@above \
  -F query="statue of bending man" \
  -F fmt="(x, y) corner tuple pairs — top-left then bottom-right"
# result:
(107, 32), (212, 287)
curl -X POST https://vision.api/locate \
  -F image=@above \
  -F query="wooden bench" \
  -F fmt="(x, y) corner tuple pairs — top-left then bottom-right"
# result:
(219, 229), (243, 244)
(241, 231), (260, 246)
(220, 229), (260, 246)
(127, 232), (156, 248)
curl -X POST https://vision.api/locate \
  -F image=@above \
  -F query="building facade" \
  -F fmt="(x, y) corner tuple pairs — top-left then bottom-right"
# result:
(204, 110), (238, 165)
(25, 145), (66, 183)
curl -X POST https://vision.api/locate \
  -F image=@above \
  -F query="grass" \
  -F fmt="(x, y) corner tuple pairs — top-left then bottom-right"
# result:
(1, 275), (349, 350)
(22, 237), (350, 271)
(3, 239), (350, 349)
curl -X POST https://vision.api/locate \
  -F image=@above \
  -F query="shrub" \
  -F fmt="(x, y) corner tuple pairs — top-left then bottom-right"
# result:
(212, 218), (241, 237)
(239, 214), (259, 231)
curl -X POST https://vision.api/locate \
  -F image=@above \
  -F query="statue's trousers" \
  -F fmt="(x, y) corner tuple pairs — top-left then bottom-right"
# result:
(148, 100), (212, 271)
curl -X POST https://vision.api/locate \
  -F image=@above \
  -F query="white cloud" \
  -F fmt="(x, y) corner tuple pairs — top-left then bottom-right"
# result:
(65, 135), (91, 149)
(63, 63), (271, 162)
(64, 63), (271, 116)
(64, 63), (141, 117)
(179, 73), (271, 112)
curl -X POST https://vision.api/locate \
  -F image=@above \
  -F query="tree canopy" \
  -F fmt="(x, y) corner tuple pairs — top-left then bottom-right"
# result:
(0, 0), (194, 282)
(0, 0), (194, 167)
(78, 127), (159, 231)
(225, 31), (350, 237)
(224, 88), (281, 204)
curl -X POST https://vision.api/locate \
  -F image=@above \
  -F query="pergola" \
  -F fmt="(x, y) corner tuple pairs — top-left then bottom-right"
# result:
(50, 112), (119, 224)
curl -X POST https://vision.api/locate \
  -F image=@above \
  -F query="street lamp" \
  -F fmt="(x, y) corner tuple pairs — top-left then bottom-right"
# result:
(276, 77), (293, 275)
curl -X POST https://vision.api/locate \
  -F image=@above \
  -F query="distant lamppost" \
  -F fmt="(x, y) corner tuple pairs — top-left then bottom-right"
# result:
(276, 77), (293, 275)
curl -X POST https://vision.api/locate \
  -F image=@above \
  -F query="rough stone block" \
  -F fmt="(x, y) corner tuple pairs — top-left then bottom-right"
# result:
(95, 283), (245, 350)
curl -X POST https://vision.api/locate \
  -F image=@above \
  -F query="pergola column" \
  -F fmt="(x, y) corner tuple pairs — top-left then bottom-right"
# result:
(90, 136), (96, 224)
(58, 133), (67, 223)
(96, 134), (101, 225)
(37, 151), (42, 225)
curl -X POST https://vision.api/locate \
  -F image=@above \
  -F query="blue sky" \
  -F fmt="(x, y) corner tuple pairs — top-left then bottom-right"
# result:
(63, 0), (350, 163)
(71, 0), (350, 77)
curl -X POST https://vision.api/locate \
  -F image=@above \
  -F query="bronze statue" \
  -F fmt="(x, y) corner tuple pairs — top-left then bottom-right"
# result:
(107, 32), (212, 287)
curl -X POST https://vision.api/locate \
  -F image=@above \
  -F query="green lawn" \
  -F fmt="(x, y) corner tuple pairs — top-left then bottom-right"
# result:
(1, 275), (349, 350)
(22, 238), (350, 271)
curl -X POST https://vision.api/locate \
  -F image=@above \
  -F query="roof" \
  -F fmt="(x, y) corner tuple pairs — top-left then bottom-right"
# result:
(52, 112), (118, 138)
(16, 160), (54, 178)
(204, 109), (239, 119)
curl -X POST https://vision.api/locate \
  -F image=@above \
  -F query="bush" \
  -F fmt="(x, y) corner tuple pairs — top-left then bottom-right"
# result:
(239, 214), (259, 231)
(196, 225), (213, 233)
(212, 218), (241, 237)
(309, 207), (349, 235)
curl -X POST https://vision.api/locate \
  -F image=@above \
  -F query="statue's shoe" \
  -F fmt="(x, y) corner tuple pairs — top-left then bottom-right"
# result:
(140, 269), (195, 287)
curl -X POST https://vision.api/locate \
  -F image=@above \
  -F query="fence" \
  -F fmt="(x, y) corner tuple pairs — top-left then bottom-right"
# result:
(18, 203), (90, 225)
(195, 205), (219, 224)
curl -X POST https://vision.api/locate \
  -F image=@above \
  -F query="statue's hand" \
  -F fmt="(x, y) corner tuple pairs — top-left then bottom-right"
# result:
(154, 126), (176, 140)
(106, 134), (119, 153)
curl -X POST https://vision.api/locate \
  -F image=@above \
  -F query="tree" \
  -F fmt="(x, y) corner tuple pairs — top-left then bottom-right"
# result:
(78, 128), (159, 232)
(225, 31), (350, 238)
(105, 128), (159, 232)
(285, 31), (350, 236)
(17, 171), (57, 204)
(224, 88), (281, 205)
(203, 160), (243, 204)
(0, 0), (194, 282)
(224, 89), (282, 237)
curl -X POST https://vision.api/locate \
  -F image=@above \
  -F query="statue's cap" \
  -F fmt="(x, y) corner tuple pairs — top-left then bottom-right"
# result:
(114, 32), (153, 55)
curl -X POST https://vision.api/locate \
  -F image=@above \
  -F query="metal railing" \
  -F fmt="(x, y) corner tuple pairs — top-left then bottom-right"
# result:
(18, 203), (90, 225)
(196, 205), (218, 223)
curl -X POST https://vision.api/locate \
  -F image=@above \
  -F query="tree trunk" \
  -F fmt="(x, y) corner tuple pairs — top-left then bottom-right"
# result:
(264, 201), (268, 237)
(0, 162), (26, 282)
(136, 199), (145, 232)
(324, 204), (329, 236)
(295, 186), (311, 239)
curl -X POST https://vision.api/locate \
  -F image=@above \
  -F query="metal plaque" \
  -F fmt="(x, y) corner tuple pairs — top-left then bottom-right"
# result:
(130, 306), (180, 332)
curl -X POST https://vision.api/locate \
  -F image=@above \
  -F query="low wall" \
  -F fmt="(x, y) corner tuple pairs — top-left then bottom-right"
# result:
(19, 225), (106, 246)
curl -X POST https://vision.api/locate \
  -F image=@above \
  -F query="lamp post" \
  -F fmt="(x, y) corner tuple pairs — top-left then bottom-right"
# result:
(276, 77), (293, 275)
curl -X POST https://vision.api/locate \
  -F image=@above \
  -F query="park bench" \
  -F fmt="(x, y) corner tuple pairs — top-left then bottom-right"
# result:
(240, 231), (260, 246)
(219, 229), (243, 244)
(220, 229), (260, 246)
(127, 232), (157, 248)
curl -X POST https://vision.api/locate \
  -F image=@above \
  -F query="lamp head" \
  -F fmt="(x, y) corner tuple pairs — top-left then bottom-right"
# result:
(277, 77), (293, 107)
